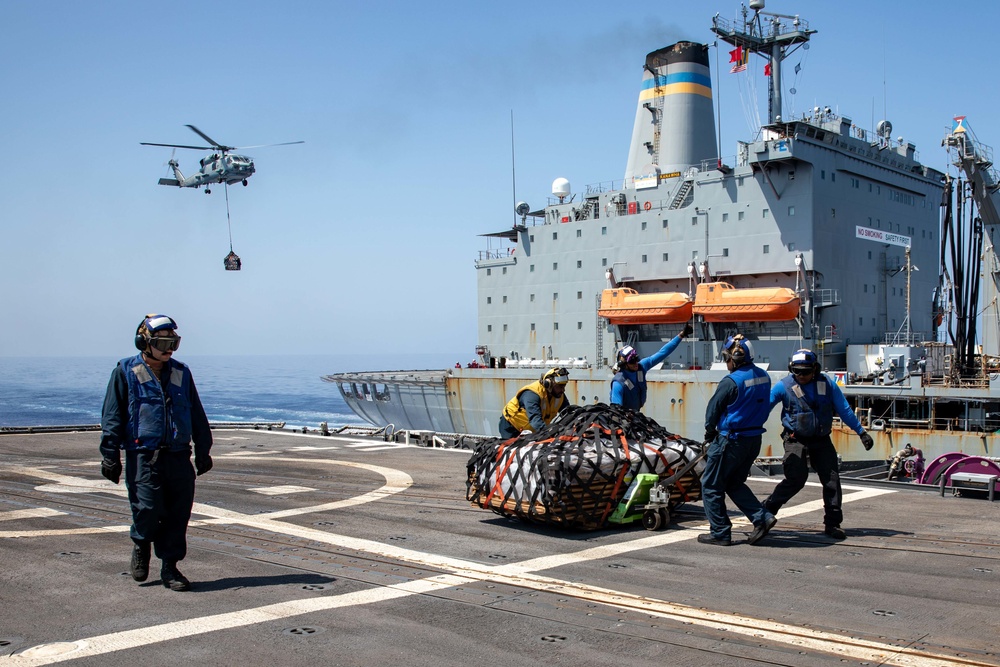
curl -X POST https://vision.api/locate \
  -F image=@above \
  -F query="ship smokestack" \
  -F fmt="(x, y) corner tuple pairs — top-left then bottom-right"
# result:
(624, 42), (717, 184)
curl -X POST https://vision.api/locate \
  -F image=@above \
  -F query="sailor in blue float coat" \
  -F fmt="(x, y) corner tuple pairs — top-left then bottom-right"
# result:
(610, 324), (693, 411)
(99, 314), (212, 591)
(762, 349), (874, 540)
(698, 334), (777, 547)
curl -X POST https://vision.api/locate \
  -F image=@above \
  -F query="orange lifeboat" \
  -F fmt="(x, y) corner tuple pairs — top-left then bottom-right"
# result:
(692, 282), (800, 322)
(598, 288), (693, 325)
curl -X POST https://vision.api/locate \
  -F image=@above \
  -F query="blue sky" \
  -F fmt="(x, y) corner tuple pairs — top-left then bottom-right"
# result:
(2, 1), (996, 358)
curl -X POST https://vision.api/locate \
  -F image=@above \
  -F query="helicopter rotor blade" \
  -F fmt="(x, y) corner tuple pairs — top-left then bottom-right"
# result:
(185, 125), (233, 152)
(141, 142), (212, 150)
(237, 141), (306, 150)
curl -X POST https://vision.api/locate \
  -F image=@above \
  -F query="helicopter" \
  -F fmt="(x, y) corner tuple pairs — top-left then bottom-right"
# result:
(141, 125), (303, 194)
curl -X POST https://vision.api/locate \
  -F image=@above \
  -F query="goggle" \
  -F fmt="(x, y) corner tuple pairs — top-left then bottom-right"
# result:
(790, 367), (814, 376)
(149, 336), (181, 352)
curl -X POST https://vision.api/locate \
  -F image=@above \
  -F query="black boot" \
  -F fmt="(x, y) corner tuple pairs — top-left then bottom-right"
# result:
(161, 562), (191, 591)
(130, 542), (150, 582)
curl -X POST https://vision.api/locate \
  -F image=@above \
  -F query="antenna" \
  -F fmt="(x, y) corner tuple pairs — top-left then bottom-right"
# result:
(510, 110), (517, 228)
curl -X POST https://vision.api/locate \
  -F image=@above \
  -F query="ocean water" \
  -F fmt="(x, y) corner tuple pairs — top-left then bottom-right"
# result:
(0, 354), (456, 429)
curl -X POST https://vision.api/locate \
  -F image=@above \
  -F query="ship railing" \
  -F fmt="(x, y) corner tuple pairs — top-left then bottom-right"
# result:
(811, 288), (840, 308)
(882, 331), (925, 346)
(476, 248), (517, 261)
(712, 13), (811, 40)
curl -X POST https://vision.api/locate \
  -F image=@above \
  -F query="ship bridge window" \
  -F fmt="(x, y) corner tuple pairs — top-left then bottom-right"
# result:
(554, 322), (559, 330)
(738, 211), (745, 221)
(486, 269), (491, 276)
(692, 216), (698, 225)
(642, 254), (648, 263)
(788, 243), (794, 251)
(663, 220), (668, 228)
(503, 324), (508, 332)
(530, 294), (535, 302)
(503, 296), (507, 303)
(722, 248), (729, 257)
(487, 297), (492, 304)
(553, 232), (558, 240)
(531, 323), (535, 331)
(642, 221), (647, 230)
(502, 267), (507, 274)
(763, 208), (770, 218)
(529, 234), (534, 242)
(602, 258), (607, 266)
(576, 229), (582, 238)
(662, 252), (668, 261)
(788, 206), (795, 216)
(553, 262), (558, 270)
(602, 227), (607, 235)
(530, 264), (535, 272)
(553, 292), (558, 300)
(577, 260), (582, 268)
(763, 245), (770, 254)
(831, 173), (836, 182)
(578, 321), (583, 329)
(692, 251), (699, 259)
(487, 325), (492, 332)
(722, 213), (729, 222)
(577, 291), (582, 299)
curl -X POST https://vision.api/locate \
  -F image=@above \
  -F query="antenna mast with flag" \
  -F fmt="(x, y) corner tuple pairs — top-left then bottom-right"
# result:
(711, 1), (815, 124)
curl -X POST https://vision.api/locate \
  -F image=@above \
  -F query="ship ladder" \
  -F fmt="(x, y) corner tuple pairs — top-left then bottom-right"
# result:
(668, 180), (693, 209)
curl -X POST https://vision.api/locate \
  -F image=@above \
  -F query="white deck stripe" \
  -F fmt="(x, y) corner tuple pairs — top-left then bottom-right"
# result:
(0, 508), (65, 522)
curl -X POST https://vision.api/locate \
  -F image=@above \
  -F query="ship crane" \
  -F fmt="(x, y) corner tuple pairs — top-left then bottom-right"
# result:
(943, 118), (1000, 359)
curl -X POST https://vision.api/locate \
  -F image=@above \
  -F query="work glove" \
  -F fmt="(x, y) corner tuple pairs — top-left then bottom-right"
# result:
(195, 454), (213, 476)
(860, 432), (874, 451)
(101, 458), (122, 484)
(681, 323), (694, 338)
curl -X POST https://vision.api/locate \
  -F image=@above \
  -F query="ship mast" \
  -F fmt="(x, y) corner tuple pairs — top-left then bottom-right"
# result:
(711, 0), (815, 124)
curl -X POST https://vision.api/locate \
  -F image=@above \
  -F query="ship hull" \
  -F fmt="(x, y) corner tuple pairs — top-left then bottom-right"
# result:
(326, 368), (998, 464)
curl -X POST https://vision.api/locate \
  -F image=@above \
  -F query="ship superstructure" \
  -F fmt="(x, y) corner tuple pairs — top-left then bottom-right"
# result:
(325, 3), (999, 463)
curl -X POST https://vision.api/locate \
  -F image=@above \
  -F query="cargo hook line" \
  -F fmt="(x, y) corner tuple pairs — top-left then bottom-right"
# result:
(224, 182), (234, 252)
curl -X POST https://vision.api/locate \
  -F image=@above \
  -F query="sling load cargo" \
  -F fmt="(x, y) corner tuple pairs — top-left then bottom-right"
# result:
(466, 404), (705, 530)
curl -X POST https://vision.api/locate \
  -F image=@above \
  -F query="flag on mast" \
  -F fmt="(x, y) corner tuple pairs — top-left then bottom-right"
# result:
(729, 46), (748, 73)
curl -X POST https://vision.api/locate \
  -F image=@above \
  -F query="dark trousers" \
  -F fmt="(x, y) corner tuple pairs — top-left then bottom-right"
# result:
(125, 448), (196, 563)
(764, 435), (843, 528)
(700, 434), (770, 540)
(498, 416), (520, 440)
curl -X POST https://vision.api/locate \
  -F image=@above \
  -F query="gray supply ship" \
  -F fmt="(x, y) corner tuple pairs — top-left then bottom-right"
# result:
(325, 2), (1000, 464)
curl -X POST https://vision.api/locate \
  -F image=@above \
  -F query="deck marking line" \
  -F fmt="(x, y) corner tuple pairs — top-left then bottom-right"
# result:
(0, 508), (66, 522)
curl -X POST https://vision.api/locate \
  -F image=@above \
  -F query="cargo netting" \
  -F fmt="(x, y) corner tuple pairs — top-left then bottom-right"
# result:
(466, 404), (705, 530)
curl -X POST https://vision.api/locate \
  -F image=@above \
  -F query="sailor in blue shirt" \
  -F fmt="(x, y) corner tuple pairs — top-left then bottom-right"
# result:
(698, 334), (776, 546)
(762, 349), (874, 540)
(610, 324), (692, 411)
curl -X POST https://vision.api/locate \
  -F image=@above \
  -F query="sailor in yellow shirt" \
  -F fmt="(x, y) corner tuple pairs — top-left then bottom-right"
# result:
(498, 368), (571, 439)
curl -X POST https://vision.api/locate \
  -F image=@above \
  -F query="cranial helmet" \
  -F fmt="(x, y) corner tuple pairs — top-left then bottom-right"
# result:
(134, 314), (178, 351)
(788, 348), (820, 373)
(720, 334), (754, 365)
(540, 367), (570, 389)
(617, 346), (639, 364)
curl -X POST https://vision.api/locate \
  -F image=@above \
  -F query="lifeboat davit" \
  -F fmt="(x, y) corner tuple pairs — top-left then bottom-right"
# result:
(692, 282), (800, 322)
(598, 288), (693, 325)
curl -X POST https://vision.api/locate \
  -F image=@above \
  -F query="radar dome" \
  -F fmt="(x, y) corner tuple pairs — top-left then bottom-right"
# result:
(552, 178), (571, 200)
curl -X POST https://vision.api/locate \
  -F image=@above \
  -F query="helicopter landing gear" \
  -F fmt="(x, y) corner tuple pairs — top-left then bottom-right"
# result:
(205, 187), (211, 194)
(242, 179), (248, 186)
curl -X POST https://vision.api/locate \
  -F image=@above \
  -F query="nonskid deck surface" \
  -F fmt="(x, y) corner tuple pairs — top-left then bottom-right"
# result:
(1, 429), (998, 666)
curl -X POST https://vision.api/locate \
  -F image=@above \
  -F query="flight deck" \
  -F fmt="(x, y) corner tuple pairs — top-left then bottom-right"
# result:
(1, 428), (998, 666)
